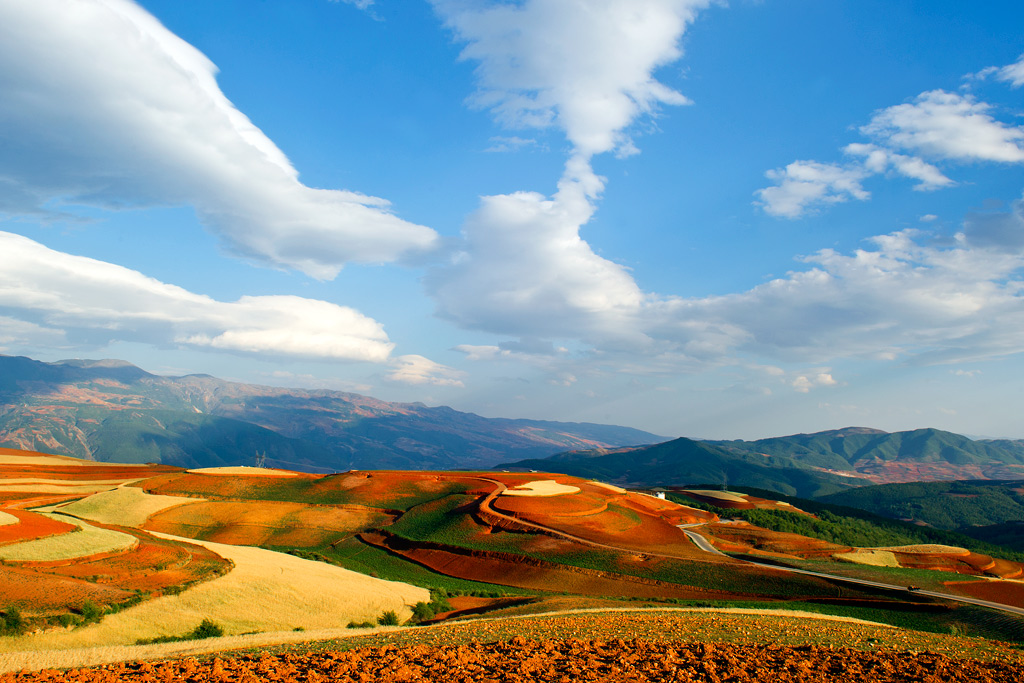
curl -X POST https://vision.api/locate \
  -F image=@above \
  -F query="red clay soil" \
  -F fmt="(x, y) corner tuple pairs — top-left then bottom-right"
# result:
(0, 564), (134, 613)
(360, 532), (747, 601)
(0, 509), (78, 546)
(699, 523), (846, 559)
(943, 579), (1024, 608)
(143, 500), (394, 547)
(6, 639), (1022, 683)
(23, 529), (230, 594)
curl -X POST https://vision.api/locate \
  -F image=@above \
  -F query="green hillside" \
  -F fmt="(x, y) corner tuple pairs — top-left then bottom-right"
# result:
(710, 427), (1024, 470)
(819, 480), (1024, 530)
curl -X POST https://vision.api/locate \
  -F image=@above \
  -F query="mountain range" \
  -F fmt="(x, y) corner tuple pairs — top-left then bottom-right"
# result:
(500, 427), (1024, 498)
(0, 354), (663, 471)
(4, 354), (1024, 495)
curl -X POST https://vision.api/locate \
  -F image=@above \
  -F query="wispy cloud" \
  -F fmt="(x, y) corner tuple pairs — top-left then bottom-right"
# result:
(386, 355), (466, 387)
(0, 0), (436, 279)
(757, 89), (1024, 218)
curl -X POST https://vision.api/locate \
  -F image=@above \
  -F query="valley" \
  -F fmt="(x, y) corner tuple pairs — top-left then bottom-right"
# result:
(1, 446), (1023, 678)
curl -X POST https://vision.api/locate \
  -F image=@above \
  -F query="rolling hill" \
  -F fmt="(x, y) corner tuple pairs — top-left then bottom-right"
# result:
(0, 355), (664, 471)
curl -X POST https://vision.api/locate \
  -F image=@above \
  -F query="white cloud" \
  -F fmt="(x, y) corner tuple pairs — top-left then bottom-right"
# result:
(432, 0), (709, 158)
(755, 161), (870, 218)
(844, 143), (953, 191)
(426, 184), (647, 344)
(996, 53), (1024, 87)
(861, 90), (1024, 163)
(757, 89), (1023, 218)
(0, 231), (396, 362)
(791, 371), (837, 393)
(0, 0), (436, 279)
(429, 0), (709, 346)
(973, 53), (1024, 88)
(385, 355), (465, 387)
(919, 214), (939, 222)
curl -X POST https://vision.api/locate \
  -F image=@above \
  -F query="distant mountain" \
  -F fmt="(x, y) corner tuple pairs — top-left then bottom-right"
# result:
(707, 427), (1024, 483)
(0, 355), (665, 471)
(499, 426), (1024, 498)
(497, 437), (872, 498)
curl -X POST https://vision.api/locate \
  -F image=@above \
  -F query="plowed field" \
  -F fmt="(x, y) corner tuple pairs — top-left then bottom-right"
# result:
(4, 638), (1021, 683)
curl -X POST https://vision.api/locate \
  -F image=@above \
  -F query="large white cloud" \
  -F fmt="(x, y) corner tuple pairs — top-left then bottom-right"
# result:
(0, 0), (436, 279)
(429, 0), (707, 344)
(0, 231), (395, 362)
(861, 90), (1024, 164)
(432, 0), (708, 158)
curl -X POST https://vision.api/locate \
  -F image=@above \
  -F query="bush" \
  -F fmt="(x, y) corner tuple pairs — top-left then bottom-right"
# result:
(136, 618), (224, 645)
(79, 601), (104, 625)
(410, 602), (435, 623)
(346, 620), (375, 629)
(1, 607), (25, 636)
(377, 610), (400, 626)
(189, 618), (224, 640)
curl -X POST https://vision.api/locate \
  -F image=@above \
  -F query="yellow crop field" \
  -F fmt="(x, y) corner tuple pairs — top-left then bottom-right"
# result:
(684, 490), (749, 503)
(0, 510), (18, 526)
(0, 453), (148, 467)
(186, 466), (297, 477)
(876, 544), (970, 555)
(589, 481), (627, 493)
(0, 515), (138, 562)
(0, 482), (134, 494)
(503, 480), (581, 497)
(0, 533), (430, 653)
(834, 549), (901, 567)
(55, 486), (204, 528)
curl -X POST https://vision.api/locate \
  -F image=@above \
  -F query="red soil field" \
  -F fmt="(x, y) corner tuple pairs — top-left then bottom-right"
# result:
(6, 638), (1022, 683)
(361, 531), (747, 601)
(143, 500), (394, 547)
(944, 579), (1024, 608)
(0, 564), (134, 613)
(24, 529), (230, 594)
(0, 509), (78, 546)
(700, 522), (846, 558)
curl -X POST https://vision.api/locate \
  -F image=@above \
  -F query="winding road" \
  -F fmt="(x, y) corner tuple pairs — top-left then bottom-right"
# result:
(476, 477), (1024, 619)
(679, 524), (1024, 618)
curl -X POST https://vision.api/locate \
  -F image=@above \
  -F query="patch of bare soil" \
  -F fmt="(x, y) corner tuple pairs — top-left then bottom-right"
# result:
(5, 638), (1022, 683)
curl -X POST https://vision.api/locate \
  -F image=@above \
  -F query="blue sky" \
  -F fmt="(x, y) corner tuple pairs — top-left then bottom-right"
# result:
(1, 0), (1023, 440)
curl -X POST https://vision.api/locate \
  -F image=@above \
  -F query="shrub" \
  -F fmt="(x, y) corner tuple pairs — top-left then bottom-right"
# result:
(79, 601), (104, 625)
(346, 620), (374, 629)
(377, 610), (400, 626)
(189, 618), (224, 640)
(1, 607), (25, 636)
(410, 602), (435, 623)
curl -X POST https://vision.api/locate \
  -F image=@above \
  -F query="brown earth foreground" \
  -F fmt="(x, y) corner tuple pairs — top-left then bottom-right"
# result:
(5, 637), (1022, 683)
